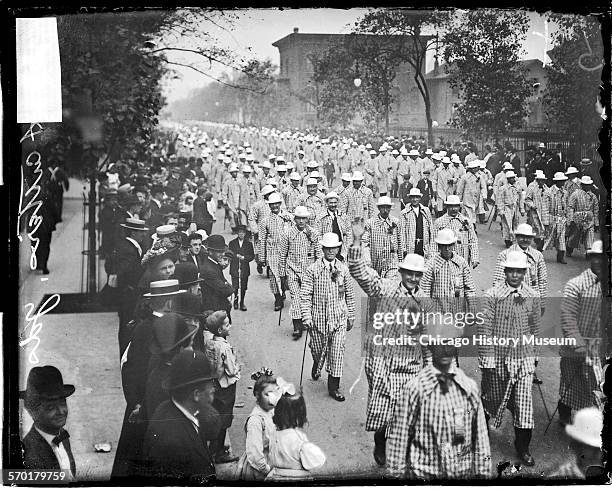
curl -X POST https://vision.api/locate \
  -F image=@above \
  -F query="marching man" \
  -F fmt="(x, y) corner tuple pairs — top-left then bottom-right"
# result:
(479, 250), (541, 466)
(456, 160), (486, 227)
(248, 184), (276, 274)
(399, 188), (434, 259)
(342, 171), (375, 221)
(566, 176), (599, 257)
(349, 219), (430, 468)
(317, 191), (351, 261)
(557, 240), (605, 426)
(298, 177), (326, 226)
(282, 172), (303, 213)
(497, 170), (524, 248)
(362, 196), (402, 275)
(333, 173), (353, 212)
(278, 206), (322, 341)
(301, 232), (356, 402)
(259, 192), (293, 311)
(432, 156), (455, 218)
(523, 170), (549, 251)
(544, 172), (569, 264)
(434, 195), (479, 269)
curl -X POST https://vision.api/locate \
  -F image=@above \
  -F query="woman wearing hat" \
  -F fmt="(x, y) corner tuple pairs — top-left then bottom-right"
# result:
(21, 366), (76, 478)
(557, 241), (605, 427)
(543, 172), (569, 263)
(566, 176), (599, 256)
(479, 250), (541, 466)
(348, 221), (430, 467)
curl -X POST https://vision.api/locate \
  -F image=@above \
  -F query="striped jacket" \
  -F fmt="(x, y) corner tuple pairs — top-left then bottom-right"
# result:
(278, 224), (322, 277)
(399, 204), (434, 259)
(343, 185), (375, 221)
(433, 213), (479, 267)
(363, 214), (402, 274)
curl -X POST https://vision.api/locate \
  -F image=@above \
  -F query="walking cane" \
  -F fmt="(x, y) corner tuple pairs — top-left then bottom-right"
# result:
(533, 370), (552, 424)
(299, 328), (310, 388)
(544, 381), (573, 434)
(487, 204), (497, 230)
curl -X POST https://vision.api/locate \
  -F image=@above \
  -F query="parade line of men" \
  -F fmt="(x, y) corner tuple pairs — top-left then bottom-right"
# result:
(20, 122), (608, 482)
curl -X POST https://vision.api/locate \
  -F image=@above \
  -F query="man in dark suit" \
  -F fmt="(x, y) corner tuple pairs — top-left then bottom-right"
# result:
(200, 235), (234, 321)
(112, 218), (149, 355)
(140, 350), (218, 483)
(99, 190), (122, 261)
(44, 160), (70, 223)
(20, 366), (76, 479)
(192, 188), (214, 234)
(146, 185), (164, 230)
(187, 233), (204, 271)
(228, 225), (255, 311)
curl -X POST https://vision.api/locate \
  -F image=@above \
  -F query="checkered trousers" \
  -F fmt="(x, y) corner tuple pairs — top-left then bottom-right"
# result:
(543, 186), (568, 251)
(363, 215), (402, 274)
(492, 245), (547, 310)
(498, 184), (521, 241)
(309, 325), (347, 378)
(278, 225), (322, 319)
(481, 366), (534, 429)
(559, 357), (603, 410)
(399, 205), (434, 259)
(524, 181), (549, 239)
(386, 365), (492, 480)
(433, 214), (479, 267)
(259, 211), (293, 294)
(567, 189), (599, 249)
(343, 186), (375, 221)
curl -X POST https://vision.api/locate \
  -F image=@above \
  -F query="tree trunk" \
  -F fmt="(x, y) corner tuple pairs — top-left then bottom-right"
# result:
(88, 165), (97, 298)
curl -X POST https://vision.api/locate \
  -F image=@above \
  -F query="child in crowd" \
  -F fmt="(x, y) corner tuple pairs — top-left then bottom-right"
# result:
(398, 173), (412, 211)
(237, 368), (279, 480)
(203, 311), (240, 464)
(267, 391), (326, 480)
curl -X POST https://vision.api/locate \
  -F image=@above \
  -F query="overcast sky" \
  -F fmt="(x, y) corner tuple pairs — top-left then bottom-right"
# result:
(162, 9), (556, 103)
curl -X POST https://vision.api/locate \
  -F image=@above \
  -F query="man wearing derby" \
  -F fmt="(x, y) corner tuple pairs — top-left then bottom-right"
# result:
(21, 366), (76, 479)
(200, 235), (235, 321)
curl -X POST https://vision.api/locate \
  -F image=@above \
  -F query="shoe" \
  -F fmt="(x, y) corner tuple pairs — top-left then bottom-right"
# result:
(373, 432), (386, 466)
(517, 451), (535, 466)
(274, 294), (282, 311)
(557, 251), (567, 264)
(373, 447), (386, 466)
(214, 452), (239, 464)
(233, 298), (239, 310)
(329, 389), (346, 402)
(311, 364), (320, 381)
(240, 303), (247, 311)
(257, 264), (263, 274)
(292, 330), (302, 340)
(42, 268), (50, 275)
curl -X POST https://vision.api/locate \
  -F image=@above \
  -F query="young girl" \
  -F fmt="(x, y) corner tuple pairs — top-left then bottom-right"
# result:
(266, 392), (326, 480)
(237, 368), (279, 480)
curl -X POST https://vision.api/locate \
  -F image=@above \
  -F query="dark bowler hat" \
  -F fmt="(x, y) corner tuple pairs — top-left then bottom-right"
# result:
(162, 350), (217, 391)
(151, 313), (198, 354)
(173, 292), (205, 318)
(206, 234), (228, 252)
(232, 224), (251, 235)
(173, 262), (204, 287)
(19, 366), (75, 401)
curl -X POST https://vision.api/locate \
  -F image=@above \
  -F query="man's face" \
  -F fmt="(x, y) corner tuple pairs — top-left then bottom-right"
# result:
(590, 255), (603, 277)
(291, 180), (300, 188)
(132, 229), (148, 244)
(409, 195), (421, 207)
(269, 202), (281, 214)
(536, 179), (545, 189)
(194, 380), (217, 407)
(353, 180), (363, 189)
(294, 216), (308, 230)
(179, 248), (190, 262)
(136, 192), (146, 204)
(447, 204), (460, 217)
(378, 205), (391, 219)
(155, 258), (175, 280)
(555, 181), (564, 188)
(178, 217), (187, 231)
(439, 243), (454, 260)
(167, 217), (178, 227)
(431, 344), (457, 371)
(507, 177), (516, 186)
(399, 269), (422, 291)
(505, 267), (526, 288)
(582, 184), (593, 193)
(307, 185), (317, 196)
(190, 239), (202, 255)
(327, 198), (338, 213)
(188, 283), (201, 295)
(323, 246), (339, 261)
(230, 171), (238, 179)
(516, 234), (532, 249)
(106, 197), (118, 208)
(342, 180), (350, 188)
(30, 397), (68, 434)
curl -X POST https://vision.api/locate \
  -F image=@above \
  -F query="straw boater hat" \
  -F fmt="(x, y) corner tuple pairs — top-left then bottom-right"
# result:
(553, 172), (568, 181)
(505, 170), (517, 179)
(565, 166), (579, 176)
(587, 240), (603, 255)
(503, 162), (514, 171)
(352, 171), (364, 181)
(398, 253), (425, 272)
(514, 223), (536, 237)
(341, 173), (352, 182)
(435, 228), (457, 245)
(580, 176), (593, 185)
(444, 195), (462, 206)
(320, 232), (342, 248)
(408, 187), (422, 197)
(267, 192), (283, 204)
(143, 279), (187, 298)
(120, 218), (149, 231)
(501, 250), (528, 269)
(294, 206), (310, 218)
(376, 196), (392, 207)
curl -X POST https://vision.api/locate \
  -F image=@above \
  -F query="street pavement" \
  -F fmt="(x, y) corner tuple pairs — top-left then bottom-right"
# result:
(18, 180), (589, 481)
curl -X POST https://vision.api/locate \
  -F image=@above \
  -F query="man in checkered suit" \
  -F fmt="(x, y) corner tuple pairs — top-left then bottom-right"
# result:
(301, 232), (356, 402)
(456, 160), (487, 226)
(558, 240), (605, 426)
(566, 176), (599, 257)
(332, 173), (353, 213)
(279, 206), (322, 341)
(432, 156), (454, 218)
(248, 184), (275, 274)
(433, 195), (479, 269)
(342, 171), (375, 221)
(349, 220), (431, 467)
(399, 187), (434, 260)
(282, 172), (303, 213)
(497, 171), (525, 248)
(479, 250), (541, 466)
(362, 196), (402, 275)
(386, 318), (492, 480)
(523, 172), (550, 251)
(297, 177), (326, 226)
(258, 192), (293, 311)
(420, 228), (477, 317)
(492, 223), (547, 316)
(543, 172), (570, 264)
(316, 191), (351, 261)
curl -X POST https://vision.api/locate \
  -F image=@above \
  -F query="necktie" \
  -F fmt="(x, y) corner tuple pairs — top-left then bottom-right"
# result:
(436, 372), (455, 394)
(52, 430), (69, 446)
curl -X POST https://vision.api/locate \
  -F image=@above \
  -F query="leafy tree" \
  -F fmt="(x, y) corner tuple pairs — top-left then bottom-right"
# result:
(442, 9), (532, 136)
(543, 14), (603, 153)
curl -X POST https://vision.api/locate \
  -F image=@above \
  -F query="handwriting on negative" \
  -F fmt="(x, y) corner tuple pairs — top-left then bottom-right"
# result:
(20, 294), (60, 364)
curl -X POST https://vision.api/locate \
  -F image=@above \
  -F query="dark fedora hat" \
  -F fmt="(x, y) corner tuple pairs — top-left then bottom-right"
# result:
(232, 224), (251, 235)
(206, 234), (228, 252)
(173, 262), (204, 287)
(151, 313), (198, 355)
(173, 292), (205, 318)
(162, 350), (217, 391)
(19, 366), (75, 401)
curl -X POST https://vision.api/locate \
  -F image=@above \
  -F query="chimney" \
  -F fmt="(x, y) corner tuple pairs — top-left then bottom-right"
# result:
(293, 27), (299, 34)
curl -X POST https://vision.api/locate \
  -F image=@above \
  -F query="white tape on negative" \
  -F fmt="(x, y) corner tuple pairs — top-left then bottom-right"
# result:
(16, 17), (63, 123)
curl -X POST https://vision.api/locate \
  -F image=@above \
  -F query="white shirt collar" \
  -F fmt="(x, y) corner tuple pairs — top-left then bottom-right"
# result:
(35, 426), (61, 445)
(172, 398), (199, 431)
(152, 198), (161, 208)
(125, 237), (142, 257)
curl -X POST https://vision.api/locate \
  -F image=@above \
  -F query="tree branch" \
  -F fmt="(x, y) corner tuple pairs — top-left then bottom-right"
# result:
(165, 61), (267, 94)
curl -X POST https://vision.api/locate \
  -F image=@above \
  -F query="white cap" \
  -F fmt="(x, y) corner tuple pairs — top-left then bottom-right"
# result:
(398, 253), (426, 272)
(369, 150), (377, 155)
(505, 170), (517, 179)
(365, 143), (372, 149)
(246, 154), (254, 161)
(343, 144), (350, 150)
(435, 228), (457, 245)
(352, 171), (364, 181)
(392, 149), (399, 156)
(444, 195), (462, 205)
(267, 192), (283, 204)
(425, 148), (434, 155)
(306, 177), (318, 186)
(467, 160), (480, 169)
(535, 170), (547, 180)
(565, 166), (579, 175)
(224, 157), (233, 165)
(376, 196), (392, 207)
(262, 162), (272, 169)
(553, 172), (568, 181)
(587, 240), (603, 255)
(228, 164), (239, 172)
(307, 160), (319, 168)
(442, 156), (451, 164)
(409, 149), (420, 156)
(325, 191), (340, 201)
(320, 232), (342, 248)
(581, 175), (593, 185)
(276, 155), (285, 162)
(268, 154), (276, 160)
(293, 206), (310, 218)
(289, 172), (301, 181)
(451, 154), (461, 163)
(242, 165), (253, 173)
(408, 188), (422, 197)
(341, 173), (352, 181)
(515, 223), (536, 237)
(276, 164), (287, 172)
(501, 250), (528, 269)
(286, 162), (295, 170)
(310, 171), (321, 179)
(439, 150), (447, 157)
(261, 184), (275, 196)
(565, 407), (603, 447)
